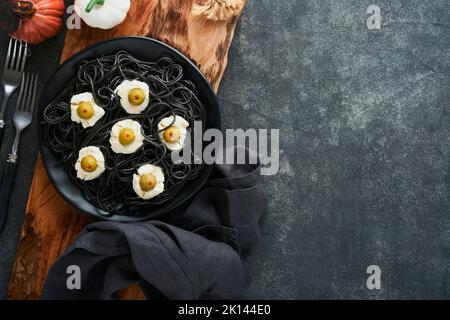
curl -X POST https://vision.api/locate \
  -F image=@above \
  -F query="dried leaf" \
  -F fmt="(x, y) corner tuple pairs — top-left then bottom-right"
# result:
(192, 0), (245, 21)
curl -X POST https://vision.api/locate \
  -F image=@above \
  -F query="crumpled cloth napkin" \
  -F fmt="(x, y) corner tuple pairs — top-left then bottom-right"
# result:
(41, 149), (267, 300)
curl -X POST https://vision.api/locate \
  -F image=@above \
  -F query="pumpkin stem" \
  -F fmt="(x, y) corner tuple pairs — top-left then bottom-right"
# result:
(12, 1), (36, 20)
(85, 0), (105, 13)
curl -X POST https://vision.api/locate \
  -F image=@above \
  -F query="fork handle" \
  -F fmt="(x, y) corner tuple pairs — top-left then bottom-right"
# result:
(0, 126), (4, 150)
(0, 161), (17, 234)
(0, 89), (12, 150)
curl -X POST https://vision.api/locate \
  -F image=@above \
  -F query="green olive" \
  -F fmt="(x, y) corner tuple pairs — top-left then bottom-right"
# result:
(119, 128), (136, 145)
(163, 126), (181, 143)
(77, 102), (95, 119)
(139, 173), (157, 192)
(128, 88), (145, 106)
(81, 155), (97, 172)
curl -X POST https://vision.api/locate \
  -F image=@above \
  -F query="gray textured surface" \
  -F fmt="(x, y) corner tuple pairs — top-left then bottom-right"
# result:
(1, 0), (450, 299)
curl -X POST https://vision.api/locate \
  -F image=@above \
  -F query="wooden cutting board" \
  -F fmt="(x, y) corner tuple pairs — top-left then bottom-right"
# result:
(8, 0), (246, 300)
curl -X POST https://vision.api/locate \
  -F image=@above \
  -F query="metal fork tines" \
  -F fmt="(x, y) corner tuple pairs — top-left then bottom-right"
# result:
(8, 73), (38, 163)
(0, 38), (28, 129)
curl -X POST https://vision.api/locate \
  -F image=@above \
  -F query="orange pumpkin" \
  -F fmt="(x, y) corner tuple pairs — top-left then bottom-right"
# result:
(10, 0), (65, 44)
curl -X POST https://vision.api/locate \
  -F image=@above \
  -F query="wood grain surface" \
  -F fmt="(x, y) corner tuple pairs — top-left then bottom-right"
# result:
(8, 0), (246, 300)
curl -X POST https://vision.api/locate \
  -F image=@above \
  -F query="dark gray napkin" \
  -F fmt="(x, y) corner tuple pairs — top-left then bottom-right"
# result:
(41, 150), (267, 300)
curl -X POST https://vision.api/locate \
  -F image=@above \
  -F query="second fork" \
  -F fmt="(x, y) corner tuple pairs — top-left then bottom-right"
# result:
(0, 73), (38, 235)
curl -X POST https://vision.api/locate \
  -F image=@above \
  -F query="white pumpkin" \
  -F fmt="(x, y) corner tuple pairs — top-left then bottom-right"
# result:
(74, 0), (131, 30)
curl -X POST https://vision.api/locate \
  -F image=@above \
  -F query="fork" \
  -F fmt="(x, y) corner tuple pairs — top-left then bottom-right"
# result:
(0, 73), (38, 234)
(0, 38), (28, 148)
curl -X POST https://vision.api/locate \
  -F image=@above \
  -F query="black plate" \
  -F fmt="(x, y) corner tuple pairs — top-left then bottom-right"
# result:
(39, 37), (220, 222)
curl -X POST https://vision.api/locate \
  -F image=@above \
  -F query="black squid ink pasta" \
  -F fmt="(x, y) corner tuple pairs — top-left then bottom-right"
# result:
(42, 51), (206, 216)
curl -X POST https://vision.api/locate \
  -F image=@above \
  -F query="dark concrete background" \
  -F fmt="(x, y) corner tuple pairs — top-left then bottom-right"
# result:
(1, 0), (450, 299)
